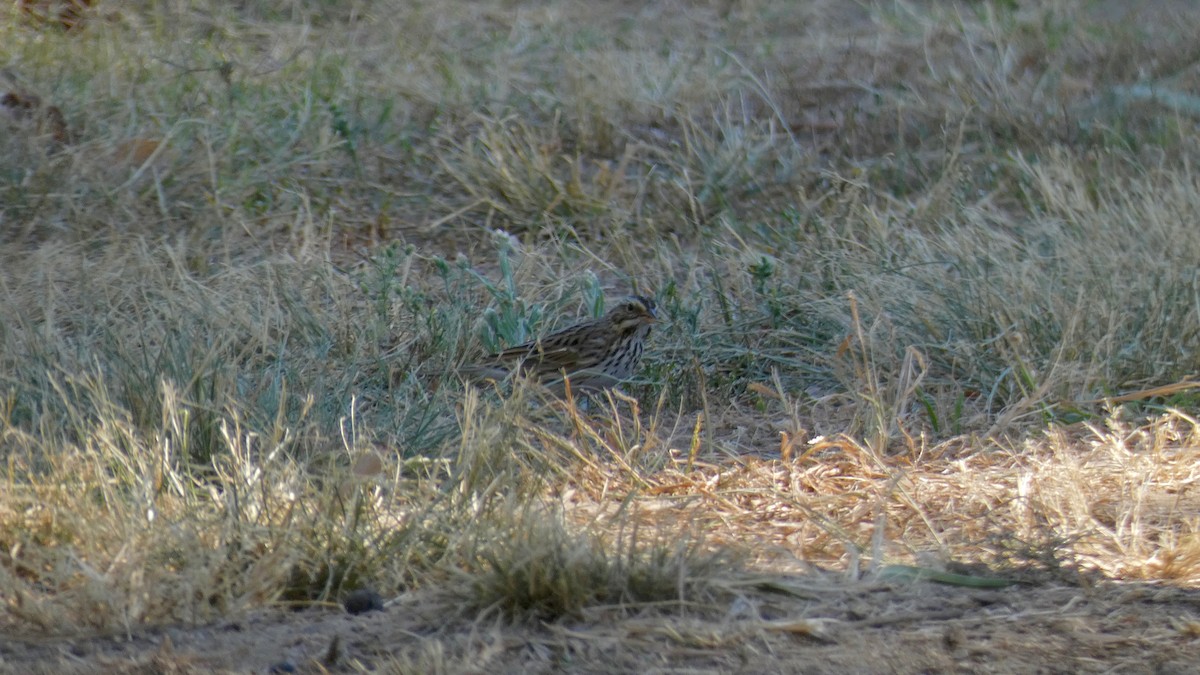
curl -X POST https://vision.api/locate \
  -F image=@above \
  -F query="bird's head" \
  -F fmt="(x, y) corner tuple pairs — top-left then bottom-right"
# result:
(608, 294), (657, 331)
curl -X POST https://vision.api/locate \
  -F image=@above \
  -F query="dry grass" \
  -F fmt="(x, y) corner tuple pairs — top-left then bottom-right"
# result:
(4, 0), (1200, 670)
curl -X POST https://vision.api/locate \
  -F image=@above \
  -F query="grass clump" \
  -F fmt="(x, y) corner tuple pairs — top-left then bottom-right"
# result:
(460, 503), (729, 620)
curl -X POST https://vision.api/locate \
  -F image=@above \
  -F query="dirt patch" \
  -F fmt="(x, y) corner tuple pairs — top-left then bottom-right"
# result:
(4, 579), (1199, 674)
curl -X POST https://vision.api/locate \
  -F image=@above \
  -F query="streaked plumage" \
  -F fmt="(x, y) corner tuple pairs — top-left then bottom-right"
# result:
(461, 295), (657, 393)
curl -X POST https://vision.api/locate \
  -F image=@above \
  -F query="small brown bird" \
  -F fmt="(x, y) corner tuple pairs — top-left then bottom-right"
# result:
(462, 295), (657, 393)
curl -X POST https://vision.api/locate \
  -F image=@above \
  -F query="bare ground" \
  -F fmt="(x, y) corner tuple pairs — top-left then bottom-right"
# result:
(3, 578), (1200, 674)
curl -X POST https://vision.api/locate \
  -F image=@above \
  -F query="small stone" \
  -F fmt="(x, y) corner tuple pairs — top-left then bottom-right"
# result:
(342, 588), (385, 615)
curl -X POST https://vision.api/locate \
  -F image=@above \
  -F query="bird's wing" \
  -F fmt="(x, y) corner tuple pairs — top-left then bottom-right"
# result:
(494, 341), (582, 371)
(492, 321), (605, 373)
